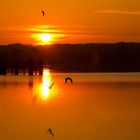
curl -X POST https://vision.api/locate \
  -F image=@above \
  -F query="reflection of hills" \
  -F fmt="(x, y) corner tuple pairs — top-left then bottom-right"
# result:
(0, 42), (140, 72)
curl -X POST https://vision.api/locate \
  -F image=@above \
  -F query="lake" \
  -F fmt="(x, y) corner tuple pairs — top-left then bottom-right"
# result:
(0, 71), (140, 140)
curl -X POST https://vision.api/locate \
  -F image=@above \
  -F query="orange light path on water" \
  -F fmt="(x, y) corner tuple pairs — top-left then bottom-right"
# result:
(30, 69), (58, 103)
(40, 69), (51, 100)
(30, 69), (51, 101)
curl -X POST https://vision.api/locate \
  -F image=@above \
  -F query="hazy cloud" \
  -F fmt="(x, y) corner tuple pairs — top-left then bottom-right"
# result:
(92, 10), (140, 15)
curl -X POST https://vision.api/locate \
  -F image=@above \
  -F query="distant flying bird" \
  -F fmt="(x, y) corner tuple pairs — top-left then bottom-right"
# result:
(41, 10), (45, 16)
(47, 128), (54, 137)
(65, 77), (73, 84)
(48, 82), (54, 89)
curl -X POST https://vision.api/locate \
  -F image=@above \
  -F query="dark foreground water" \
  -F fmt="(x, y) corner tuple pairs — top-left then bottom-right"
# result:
(0, 72), (140, 140)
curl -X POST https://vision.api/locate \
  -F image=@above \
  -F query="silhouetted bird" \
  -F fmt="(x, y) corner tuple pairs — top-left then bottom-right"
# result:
(48, 82), (54, 89)
(41, 10), (45, 16)
(47, 128), (54, 136)
(65, 77), (73, 84)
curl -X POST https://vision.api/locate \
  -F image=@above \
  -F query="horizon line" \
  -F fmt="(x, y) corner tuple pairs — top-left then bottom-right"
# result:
(0, 41), (140, 46)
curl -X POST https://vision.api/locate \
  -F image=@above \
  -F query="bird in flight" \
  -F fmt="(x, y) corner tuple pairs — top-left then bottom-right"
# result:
(65, 77), (73, 84)
(48, 82), (54, 89)
(41, 10), (45, 16)
(47, 128), (54, 137)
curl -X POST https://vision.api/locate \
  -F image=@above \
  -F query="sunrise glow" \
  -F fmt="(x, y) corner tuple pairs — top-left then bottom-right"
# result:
(31, 33), (53, 45)
(29, 25), (68, 45)
(38, 33), (52, 45)
(0, 0), (140, 44)
(39, 34), (51, 43)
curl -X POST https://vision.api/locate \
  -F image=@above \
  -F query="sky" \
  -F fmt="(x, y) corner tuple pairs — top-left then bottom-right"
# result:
(0, 0), (140, 45)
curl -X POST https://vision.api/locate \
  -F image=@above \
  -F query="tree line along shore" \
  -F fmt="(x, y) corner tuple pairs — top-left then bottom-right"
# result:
(0, 42), (140, 74)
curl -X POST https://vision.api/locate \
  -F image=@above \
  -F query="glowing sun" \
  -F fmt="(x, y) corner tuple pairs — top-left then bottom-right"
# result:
(31, 33), (53, 45)
(39, 34), (52, 44)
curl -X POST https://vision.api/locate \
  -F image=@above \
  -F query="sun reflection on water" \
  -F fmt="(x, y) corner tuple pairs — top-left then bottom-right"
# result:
(29, 69), (57, 103)
(40, 69), (51, 100)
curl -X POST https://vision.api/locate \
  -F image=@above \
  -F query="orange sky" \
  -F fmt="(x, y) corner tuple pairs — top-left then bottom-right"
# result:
(0, 0), (140, 45)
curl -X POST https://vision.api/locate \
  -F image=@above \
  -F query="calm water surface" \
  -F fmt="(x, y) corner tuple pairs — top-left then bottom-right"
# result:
(0, 72), (140, 140)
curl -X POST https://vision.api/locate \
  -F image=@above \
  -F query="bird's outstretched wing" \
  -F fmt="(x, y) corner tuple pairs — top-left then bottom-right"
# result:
(65, 77), (73, 84)
(47, 128), (54, 136)
(48, 82), (54, 89)
(41, 10), (45, 16)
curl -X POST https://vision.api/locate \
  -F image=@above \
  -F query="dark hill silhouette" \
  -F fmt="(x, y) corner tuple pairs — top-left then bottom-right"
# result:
(0, 42), (140, 73)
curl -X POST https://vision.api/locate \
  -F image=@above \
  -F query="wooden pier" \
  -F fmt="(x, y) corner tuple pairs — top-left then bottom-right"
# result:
(0, 60), (44, 76)
(0, 46), (44, 76)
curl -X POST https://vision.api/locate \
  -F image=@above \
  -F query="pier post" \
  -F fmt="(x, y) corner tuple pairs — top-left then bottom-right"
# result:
(15, 67), (19, 75)
(39, 60), (43, 75)
(0, 67), (6, 75)
(29, 67), (33, 75)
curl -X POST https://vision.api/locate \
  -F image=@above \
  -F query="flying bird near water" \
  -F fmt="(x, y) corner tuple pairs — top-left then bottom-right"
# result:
(47, 128), (54, 137)
(41, 10), (45, 16)
(65, 77), (73, 84)
(48, 82), (54, 89)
